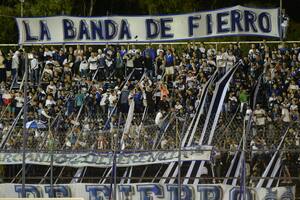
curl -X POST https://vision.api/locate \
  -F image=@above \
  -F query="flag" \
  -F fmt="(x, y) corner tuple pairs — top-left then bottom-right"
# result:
(256, 127), (289, 188)
(25, 120), (47, 129)
(223, 139), (243, 185)
(187, 61), (241, 185)
(160, 70), (218, 184)
(121, 100), (135, 150)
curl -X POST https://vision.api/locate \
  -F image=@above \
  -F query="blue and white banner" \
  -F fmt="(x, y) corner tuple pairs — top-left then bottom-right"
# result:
(0, 183), (295, 199)
(0, 146), (212, 167)
(16, 5), (280, 44)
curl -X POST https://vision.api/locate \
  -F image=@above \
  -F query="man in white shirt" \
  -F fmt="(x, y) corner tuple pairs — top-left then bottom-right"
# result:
(43, 47), (53, 58)
(226, 51), (236, 72)
(244, 106), (252, 122)
(254, 104), (266, 126)
(281, 104), (291, 124)
(14, 92), (24, 116)
(30, 54), (39, 85)
(45, 95), (56, 107)
(155, 110), (163, 128)
(46, 81), (57, 96)
(281, 10), (289, 39)
(79, 56), (89, 77)
(248, 44), (260, 62)
(216, 48), (227, 75)
(108, 90), (117, 117)
(156, 44), (164, 56)
(100, 91), (108, 115)
(206, 45), (216, 58)
(88, 52), (98, 79)
(123, 52), (134, 77)
(253, 104), (266, 136)
(11, 51), (20, 83)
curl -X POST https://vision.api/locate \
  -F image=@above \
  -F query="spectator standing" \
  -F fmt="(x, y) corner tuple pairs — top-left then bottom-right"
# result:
(105, 53), (114, 80)
(88, 52), (98, 79)
(226, 51), (236, 72)
(216, 49), (227, 76)
(155, 51), (165, 78)
(281, 9), (289, 39)
(79, 56), (89, 78)
(30, 54), (39, 86)
(253, 104), (266, 136)
(239, 89), (249, 114)
(11, 50), (20, 83)
(144, 53), (154, 79)
(14, 92), (24, 116)
(123, 52), (134, 78)
(133, 51), (144, 80)
(2, 89), (13, 118)
(115, 52), (124, 79)
(164, 49), (175, 82)
(281, 103), (291, 128)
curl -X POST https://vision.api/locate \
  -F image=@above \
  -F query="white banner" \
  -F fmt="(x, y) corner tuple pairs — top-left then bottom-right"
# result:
(16, 5), (280, 44)
(0, 146), (212, 167)
(0, 183), (295, 200)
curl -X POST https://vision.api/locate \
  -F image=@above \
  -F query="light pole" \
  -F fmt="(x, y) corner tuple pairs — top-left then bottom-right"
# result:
(20, 0), (24, 17)
(279, 0), (283, 40)
(280, 0), (282, 16)
(20, 0), (24, 49)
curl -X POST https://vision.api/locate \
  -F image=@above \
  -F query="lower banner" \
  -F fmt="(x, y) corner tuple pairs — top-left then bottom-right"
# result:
(0, 183), (295, 200)
(0, 146), (212, 167)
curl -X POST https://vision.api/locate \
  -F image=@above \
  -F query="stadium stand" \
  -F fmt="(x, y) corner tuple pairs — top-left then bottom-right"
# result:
(0, 41), (299, 190)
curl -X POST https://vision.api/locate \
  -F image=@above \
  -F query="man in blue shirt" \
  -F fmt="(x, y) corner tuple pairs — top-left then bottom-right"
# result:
(164, 49), (175, 82)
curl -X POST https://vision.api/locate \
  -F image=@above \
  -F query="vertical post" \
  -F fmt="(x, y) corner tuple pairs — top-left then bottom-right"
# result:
(20, 0), (24, 49)
(111, 112), (121, 200)
(50, 147), (54, 196)
(20, 1), (24, 17)
(21, 52), (28, 198)
(241, 119), (247, 200)
(280, 0), (282, 14)
(177, 117), (181, 200)
(49, 119), (54, 197)
(279, 0), (283, 41)
(177, 114), (188, 199)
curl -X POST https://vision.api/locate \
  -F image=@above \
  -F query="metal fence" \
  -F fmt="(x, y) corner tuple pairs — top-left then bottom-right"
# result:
(0, 41), (300, 198)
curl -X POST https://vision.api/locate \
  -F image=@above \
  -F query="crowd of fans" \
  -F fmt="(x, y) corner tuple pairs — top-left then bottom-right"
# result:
(0, 41), (300, 184)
